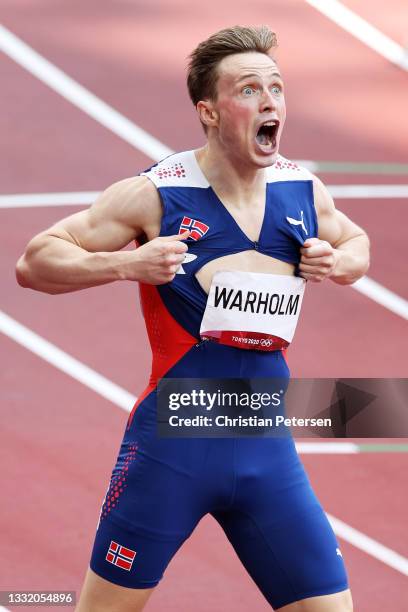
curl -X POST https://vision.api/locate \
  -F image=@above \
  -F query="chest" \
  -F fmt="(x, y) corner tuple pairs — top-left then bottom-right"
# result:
(220, 198), (265, 243)
(159, 179), (316, 283)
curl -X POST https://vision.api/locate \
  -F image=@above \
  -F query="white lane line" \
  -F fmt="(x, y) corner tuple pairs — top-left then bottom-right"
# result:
(328, 514), (408, 576)
(0, 191), (100, 208)
(305, 0), (408, 71)
(328, 185), (408, 199)
(0, 25), (172, 162)
(0, 310), (136, 411)
(1, 184), (408, 209)
(353, 277), (408, 320)
(2, 309), (408, 575)
(295, 442), (359, 454)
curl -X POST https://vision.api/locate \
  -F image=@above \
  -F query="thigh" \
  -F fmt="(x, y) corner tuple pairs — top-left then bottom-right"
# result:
(89, 515), (189, 590)
(214, 503), (349, 609)
(213, 439), (349, 609)
(88, 392), (212, 589)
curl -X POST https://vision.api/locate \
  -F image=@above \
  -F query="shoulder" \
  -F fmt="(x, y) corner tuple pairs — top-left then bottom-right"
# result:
(95, 174), (161, 219)
(265, 154), (314, 183)
(89, 175), (162, 239)
(141, 150), (209, 188)
(308, 173), (336, 218)
(267, 155), (334, 214)
(101, 174), (159, 204)
(266, 155), (335, 219)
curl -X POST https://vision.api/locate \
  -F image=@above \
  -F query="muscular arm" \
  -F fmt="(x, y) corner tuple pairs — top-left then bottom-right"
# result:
(299, 175), (370, 285)
(16, 176), (189, 294)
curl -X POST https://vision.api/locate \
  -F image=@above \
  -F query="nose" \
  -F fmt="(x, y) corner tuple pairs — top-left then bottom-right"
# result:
(259, 88), (277, 113)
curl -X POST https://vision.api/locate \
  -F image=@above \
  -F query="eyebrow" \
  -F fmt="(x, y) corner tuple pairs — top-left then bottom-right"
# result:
(235, 72), (282, 83)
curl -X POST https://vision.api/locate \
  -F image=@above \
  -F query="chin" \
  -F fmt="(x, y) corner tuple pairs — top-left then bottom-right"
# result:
(252, 149), (279, 168)
(250, 139), (280, 167)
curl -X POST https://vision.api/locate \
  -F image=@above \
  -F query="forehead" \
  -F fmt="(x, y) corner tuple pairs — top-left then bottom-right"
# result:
(217, 52), (281, 84)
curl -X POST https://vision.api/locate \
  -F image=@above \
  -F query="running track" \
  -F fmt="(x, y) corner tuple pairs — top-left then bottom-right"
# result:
(1, 1), (407, 610)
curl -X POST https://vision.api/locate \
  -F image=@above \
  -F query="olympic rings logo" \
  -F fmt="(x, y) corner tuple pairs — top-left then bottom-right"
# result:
(260, 339), (273, 347)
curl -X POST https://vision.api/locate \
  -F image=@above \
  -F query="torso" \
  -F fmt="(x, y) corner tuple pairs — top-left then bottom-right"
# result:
(141, 149), (298, 295)
(138, 149), (317, 343)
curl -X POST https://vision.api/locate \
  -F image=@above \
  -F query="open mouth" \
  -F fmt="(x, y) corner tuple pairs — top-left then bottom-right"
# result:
(255, 121), (279, 150)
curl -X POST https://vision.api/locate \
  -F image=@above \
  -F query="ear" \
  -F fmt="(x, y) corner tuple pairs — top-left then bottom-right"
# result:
(196, 100), (219, 129)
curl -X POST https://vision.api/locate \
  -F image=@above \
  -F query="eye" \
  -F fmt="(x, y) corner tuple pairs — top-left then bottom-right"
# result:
(271, 84), (282, 94)
(242, 86), (256, 96)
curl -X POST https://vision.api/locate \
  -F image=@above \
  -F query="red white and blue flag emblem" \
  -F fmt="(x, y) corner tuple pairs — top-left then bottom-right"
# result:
(106, 540), (136, 571)
(179, 216), (209, 241)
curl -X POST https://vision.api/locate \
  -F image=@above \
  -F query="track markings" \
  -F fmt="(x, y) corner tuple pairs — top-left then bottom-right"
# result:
(2, 309), (408, 458)
(2, 21), (408, 583)
(298, 160), (408, 175)
(0, 310), (136, 411)
(0, 191), (100, 208)
(328, 185), (408, 199)
(2, 308), (408, 575)
(305, 0), (408, 71)
(1, 184), (408, 209)
(353, 277), (408, 320)
(0, 25), (172, 161)
(328, 514), (408, 576)
(296, 442), (359, 454)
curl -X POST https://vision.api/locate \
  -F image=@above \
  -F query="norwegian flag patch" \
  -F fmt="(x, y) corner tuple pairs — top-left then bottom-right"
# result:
(106, 540), (136, 571)
(179, 216), (209, 241)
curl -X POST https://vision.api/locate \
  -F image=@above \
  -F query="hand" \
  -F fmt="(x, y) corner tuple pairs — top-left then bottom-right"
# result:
(124, 231), (190, 284)
(298, 238), (339, 282)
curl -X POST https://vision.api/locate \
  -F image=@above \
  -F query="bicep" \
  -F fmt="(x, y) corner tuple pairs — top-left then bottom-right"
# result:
(313, 176), (367, 247)
(43, 176), (160, 252)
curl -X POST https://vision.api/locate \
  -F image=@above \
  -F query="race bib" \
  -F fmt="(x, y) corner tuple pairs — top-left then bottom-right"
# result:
(200, 270), (306, 351)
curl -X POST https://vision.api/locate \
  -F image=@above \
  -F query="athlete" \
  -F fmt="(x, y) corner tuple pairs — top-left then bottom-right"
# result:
(16, 26), (369, 612)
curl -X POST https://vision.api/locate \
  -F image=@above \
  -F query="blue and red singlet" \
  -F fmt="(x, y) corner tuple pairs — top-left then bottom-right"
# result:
(89, 152), (348, 608)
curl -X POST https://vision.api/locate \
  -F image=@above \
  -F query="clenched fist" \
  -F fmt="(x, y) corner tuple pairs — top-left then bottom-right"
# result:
(121, 231), (190, 285)
(298, 238), (339, 282)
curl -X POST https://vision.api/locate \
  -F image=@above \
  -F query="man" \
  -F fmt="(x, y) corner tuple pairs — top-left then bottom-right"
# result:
(17, 25), (368, 612)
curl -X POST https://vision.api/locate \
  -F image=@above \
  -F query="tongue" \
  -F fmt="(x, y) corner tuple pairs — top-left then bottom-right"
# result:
(256, 131), (271, 146)
(256, 130), (276, 148)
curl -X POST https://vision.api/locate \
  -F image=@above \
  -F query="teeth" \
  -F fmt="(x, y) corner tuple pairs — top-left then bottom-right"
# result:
(262, 121), (276, 126)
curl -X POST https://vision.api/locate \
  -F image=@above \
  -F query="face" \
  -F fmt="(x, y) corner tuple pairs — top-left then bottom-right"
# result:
(200, 51), (286, 167)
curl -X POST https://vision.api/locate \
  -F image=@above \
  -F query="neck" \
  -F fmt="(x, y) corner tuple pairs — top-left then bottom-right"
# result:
(195, 141), (268, 208)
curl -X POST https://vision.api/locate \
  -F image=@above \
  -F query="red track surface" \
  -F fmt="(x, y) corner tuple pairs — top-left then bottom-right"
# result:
(1, 1), (407, 610)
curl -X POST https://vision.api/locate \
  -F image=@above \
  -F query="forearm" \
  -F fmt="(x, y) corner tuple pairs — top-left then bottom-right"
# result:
(330, 234), (370, 285)
(16, 235), (134, 294)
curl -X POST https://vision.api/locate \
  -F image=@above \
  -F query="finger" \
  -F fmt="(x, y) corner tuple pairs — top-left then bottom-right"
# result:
(300, 255), (334, 267)
(166, 230), (191, 241)
(166, 264), (180, 274)
(298, 263), (330, 275)
(169, 241), (189, 254)
(165, 254), (186, 265)
(302, 237), (321, 248)
(300, 244), (333, 258)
